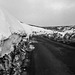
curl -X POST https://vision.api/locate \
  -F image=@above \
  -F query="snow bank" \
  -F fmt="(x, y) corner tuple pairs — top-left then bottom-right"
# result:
(0, 7), (26, 40)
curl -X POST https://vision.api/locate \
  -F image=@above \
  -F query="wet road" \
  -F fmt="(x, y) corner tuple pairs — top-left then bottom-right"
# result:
(30, 37), (75, 75)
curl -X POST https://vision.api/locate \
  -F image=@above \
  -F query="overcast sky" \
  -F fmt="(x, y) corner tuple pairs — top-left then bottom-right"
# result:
(0, 0), (75, 26)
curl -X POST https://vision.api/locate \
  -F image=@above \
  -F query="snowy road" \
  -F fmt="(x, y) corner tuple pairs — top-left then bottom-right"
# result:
(30, 36), (75, 75)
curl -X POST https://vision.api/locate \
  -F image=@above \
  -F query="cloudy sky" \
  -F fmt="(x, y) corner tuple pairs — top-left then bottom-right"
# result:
(0, 0), (75, 26)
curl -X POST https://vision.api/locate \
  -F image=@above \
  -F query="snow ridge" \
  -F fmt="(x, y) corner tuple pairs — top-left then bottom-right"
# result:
(0, 8), (26, 40)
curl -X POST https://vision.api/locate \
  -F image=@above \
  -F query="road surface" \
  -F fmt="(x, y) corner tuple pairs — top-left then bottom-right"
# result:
(30, 36), (75, 75)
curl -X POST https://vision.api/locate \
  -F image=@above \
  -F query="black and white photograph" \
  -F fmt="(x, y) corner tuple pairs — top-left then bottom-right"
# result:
(0, 0), (75, 75)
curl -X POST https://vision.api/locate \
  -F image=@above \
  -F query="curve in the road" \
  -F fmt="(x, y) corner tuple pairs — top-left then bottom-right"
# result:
(31, 37), (75, 75)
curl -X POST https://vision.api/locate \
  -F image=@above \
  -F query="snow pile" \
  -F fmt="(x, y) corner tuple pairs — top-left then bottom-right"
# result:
(0, 8), (26, 40)
(0, 8), (35, 57)
(0, 8), (35, 75)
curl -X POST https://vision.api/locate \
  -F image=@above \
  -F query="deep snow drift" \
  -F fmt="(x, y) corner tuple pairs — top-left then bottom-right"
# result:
(0, 8), (26, 40)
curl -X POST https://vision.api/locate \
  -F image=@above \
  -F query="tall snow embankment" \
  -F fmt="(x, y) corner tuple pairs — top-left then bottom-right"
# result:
(0, 7), (29, 57)
(0, 7), (26, 40)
